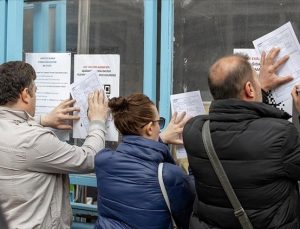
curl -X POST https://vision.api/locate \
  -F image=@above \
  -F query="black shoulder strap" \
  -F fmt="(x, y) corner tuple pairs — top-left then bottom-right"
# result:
(202, 120), (253, 229)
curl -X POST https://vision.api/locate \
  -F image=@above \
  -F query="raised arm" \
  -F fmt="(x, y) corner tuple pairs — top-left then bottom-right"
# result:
(27, 90), (109, 174)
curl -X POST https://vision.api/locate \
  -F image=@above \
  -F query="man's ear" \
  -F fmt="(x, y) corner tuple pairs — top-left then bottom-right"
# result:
(244, 81), (255, 99)
(20, 88), (31, 104)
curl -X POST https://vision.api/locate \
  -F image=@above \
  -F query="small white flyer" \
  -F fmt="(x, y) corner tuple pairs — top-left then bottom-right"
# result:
(170, 91), (206, 159)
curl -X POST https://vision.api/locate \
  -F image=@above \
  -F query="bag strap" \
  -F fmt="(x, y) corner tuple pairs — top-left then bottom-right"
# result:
(202, 120), (253, 229)
(158, 163), (177, 228)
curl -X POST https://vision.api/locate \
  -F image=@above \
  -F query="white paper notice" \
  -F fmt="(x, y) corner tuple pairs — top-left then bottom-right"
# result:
(70, 70), (108, 138)
(73, 54), (120, 141)
(25, 53), (71, 140)
(253, 22), (300, 115)
(74, 54), (120, 100)
(233, 48), (260, 73)
(170, 91), (206, 159)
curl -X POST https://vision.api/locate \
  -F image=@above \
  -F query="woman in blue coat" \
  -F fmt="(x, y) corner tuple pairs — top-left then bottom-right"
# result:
(95, 93), (195, 229)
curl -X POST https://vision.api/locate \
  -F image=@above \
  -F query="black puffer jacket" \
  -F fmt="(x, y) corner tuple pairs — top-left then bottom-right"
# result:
(183, 99), (300, 229)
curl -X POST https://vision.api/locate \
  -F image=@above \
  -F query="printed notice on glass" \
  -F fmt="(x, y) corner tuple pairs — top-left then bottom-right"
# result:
(25, 53), (71, 140)
(253, 21), (300, 115)
(170, 91), (206, 159)
(233, 49), (260, 73)
(73, 55), (120, 141)
(74, 54), (120, 100)
(71, 70), (118, 141)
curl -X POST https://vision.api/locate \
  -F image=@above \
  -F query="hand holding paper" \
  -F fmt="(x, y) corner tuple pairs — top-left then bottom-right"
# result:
(170, 91), (206, 158)
(253, 21), (300, 115)
(259, 47), (293, 91)
(87, 89), (109, 122)
(160, 112), (188, 145)
(70, 70), (118, 141)
(41, 99), (80, 130)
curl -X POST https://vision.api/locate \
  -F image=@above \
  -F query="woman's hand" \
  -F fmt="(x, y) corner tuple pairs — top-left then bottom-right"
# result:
(159, 112), (189, 145)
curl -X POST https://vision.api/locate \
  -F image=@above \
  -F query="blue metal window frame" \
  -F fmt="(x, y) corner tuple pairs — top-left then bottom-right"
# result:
(0, 0), (66, 63)
(143, 0), (157, 102)
(144, 0), (174, 123)
(159, 0), (174, 122)
(5, 0), (23, 62)
(33, 2), (50, 52)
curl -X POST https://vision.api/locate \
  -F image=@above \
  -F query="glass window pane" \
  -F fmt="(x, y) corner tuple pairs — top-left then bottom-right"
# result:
(23, 0), (144, 96)
(174, 0), (300, 101)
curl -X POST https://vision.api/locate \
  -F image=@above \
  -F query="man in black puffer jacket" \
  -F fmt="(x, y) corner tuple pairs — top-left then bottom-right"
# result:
(183, 47), (300, 228)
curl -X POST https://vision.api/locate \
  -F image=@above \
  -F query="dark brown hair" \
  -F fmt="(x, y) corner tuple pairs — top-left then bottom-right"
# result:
(0, 61), (36, 105)
(109, 93), (156, 135)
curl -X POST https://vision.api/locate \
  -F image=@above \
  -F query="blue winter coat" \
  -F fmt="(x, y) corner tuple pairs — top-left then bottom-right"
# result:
(95, 135), (195, 229)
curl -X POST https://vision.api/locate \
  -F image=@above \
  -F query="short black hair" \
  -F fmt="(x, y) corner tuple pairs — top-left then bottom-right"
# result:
(208, 54), (253, 100)
(0, 61), (36, 105)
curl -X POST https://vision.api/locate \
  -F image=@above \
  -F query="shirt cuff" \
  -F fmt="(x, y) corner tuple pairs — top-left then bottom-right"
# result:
(89, 120), (106, 132)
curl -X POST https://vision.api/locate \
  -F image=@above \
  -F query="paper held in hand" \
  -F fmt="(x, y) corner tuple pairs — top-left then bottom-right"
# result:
(70, 70), (118, 141)
(170, 90), (206, 159)
(253, 21), (300, 115)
